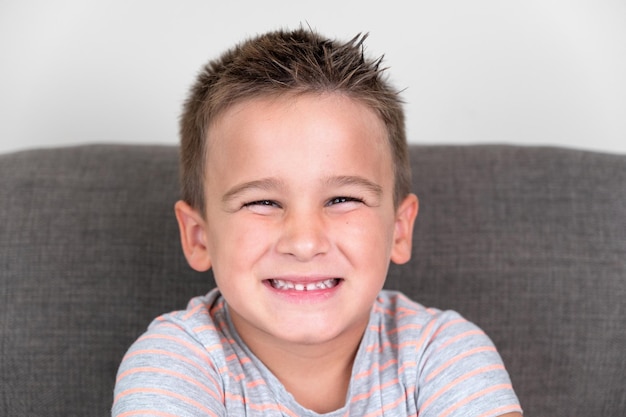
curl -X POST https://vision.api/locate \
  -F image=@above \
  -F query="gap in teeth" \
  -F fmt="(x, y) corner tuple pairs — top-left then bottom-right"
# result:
(270, 278), (338, 291)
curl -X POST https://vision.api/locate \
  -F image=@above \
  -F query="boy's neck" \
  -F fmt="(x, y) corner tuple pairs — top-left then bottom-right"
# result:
(266, 339), (359, 413)
(230, 312), (367, 413)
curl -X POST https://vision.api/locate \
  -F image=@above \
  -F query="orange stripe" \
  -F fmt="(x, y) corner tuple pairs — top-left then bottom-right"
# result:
(386, 323), (424, 335)
(115, 388), (220, 417)
(397, 292), (424, 309)
(430, 317), (466, 338)
(246, 378), (267, 388)
(217, 364), (249, 382)
(419, 364), (505, 413)
(476, 404), (522, 417)
(120, 349), (223, 399)
(117, 410), (180, 417)
(425, 308), (438, 315)
(182, 301), (205, 320)
(426, 346), (497, 382)
(398, 360), (418, 374)
(367, 322), (423, 334)
(436, 329), (486, 352)
(138, 333), (222, 358)
(115, 366), (221, 402)
(220, 336), (236, 345)
(439, 384), (514, 417)
(372, 305), (396, 316)
(193, 324), (217, 332)
(362, 386), (415, 417)
(366, 340), (420, 353)
(354, 359), (398, 379)
(223, 353), (251, 364)
(209, 299), (225, 315)
(152, 322), (183, 330)
(411, 317), (437, 353)
(397, 306), (420, 314)
(351, 378), (399, 402)
(223, 393), (300, 417)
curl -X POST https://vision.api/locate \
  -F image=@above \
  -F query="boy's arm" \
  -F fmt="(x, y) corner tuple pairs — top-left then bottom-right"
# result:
(415, 311), (523, 417)
(112, 321), (226, 417)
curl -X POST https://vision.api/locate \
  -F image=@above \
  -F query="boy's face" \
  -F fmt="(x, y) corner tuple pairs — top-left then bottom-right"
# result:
(176, 93), (418, 349)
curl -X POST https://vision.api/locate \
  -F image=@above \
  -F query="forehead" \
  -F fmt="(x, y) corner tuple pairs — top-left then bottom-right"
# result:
(202, 93), (395, 198)
(206, 92), (390, 159)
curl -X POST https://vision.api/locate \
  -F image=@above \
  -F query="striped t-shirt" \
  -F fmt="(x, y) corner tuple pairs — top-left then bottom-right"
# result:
(112, 289), (522, 416)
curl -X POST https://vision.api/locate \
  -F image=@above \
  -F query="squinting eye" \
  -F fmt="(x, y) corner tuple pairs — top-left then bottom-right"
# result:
(241, 199), (281, 215)
(243, 200), (279, 208)
(327, 196), (363, 206)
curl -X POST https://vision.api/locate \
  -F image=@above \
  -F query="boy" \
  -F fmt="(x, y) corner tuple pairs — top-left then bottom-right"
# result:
(113, 28), (522, 416)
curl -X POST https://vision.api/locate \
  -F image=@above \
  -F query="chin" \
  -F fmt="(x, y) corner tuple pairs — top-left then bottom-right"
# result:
(270, 317), (366, 347)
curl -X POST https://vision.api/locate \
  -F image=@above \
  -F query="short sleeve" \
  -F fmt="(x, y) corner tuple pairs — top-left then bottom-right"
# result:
(415, 310), (522, 417)
(112, 317), (226, 417)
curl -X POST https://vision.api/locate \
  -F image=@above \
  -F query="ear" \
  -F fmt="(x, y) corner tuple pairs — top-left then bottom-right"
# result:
(390, 193), (419, 265)
(174, 200), (212, 272)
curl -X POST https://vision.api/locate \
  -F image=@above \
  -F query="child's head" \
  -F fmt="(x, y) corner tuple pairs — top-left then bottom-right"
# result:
(179, 27), (410, 213)
(174, 27), (419, 351)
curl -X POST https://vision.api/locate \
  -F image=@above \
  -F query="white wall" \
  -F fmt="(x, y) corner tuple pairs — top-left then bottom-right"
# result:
(1, 0), (625, 155)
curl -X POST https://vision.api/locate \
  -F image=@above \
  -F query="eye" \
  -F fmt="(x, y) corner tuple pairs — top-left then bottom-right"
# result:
(326, 196), (364, 207)
(244, 200), (277, 207)
(242, 199), (281, 214)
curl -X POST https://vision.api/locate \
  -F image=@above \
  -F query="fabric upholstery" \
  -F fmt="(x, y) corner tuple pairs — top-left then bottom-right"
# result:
(1, 144), (624, 416)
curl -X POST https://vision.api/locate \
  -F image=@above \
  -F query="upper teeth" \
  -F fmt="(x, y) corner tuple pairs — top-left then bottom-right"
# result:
(271, 279), (338, 291)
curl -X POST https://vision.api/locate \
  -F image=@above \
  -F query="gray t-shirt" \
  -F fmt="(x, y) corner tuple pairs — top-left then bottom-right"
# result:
(113, 289), (522, 416)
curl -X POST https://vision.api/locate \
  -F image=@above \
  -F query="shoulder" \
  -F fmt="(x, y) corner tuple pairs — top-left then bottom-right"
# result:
(373, 290), (469, 334)
(112, 289), (229, 416)
(372, 290), (522, 417)
(370, 290), (493, 368)
(375, 289), (492, 343)
(135, 288), (228, 358)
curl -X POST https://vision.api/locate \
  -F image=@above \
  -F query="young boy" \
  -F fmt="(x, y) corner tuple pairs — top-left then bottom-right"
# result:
(112, 28), (522, 416)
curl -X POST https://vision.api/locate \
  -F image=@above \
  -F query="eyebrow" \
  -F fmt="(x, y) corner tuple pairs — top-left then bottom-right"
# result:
(221, 178), (286, 204)
(324, 175), (384, 197)
(221, 175), (384, 204)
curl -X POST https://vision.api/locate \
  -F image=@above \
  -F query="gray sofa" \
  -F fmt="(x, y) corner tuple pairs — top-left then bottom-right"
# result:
(1, 144), (624, 416)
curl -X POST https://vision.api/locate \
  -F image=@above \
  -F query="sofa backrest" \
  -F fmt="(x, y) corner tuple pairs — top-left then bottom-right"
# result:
(1, 144), (624, 416)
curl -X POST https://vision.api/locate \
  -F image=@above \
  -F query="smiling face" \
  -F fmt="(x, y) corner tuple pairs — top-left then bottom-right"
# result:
(175, 93), (418, 350)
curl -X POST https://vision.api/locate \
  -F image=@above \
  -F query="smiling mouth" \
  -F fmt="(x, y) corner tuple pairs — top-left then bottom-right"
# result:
(268, 278), (341, 291)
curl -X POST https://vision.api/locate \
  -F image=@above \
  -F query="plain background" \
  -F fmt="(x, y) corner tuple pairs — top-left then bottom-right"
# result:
(1, 0), (625, 155)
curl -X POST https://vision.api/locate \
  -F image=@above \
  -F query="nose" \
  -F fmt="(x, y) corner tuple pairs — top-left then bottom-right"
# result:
(276, 207), (330, 261)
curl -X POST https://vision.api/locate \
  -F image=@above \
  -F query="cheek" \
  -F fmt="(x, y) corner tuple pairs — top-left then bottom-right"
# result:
(208, 217), (274, 268)
(335, 213), (395, 260)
